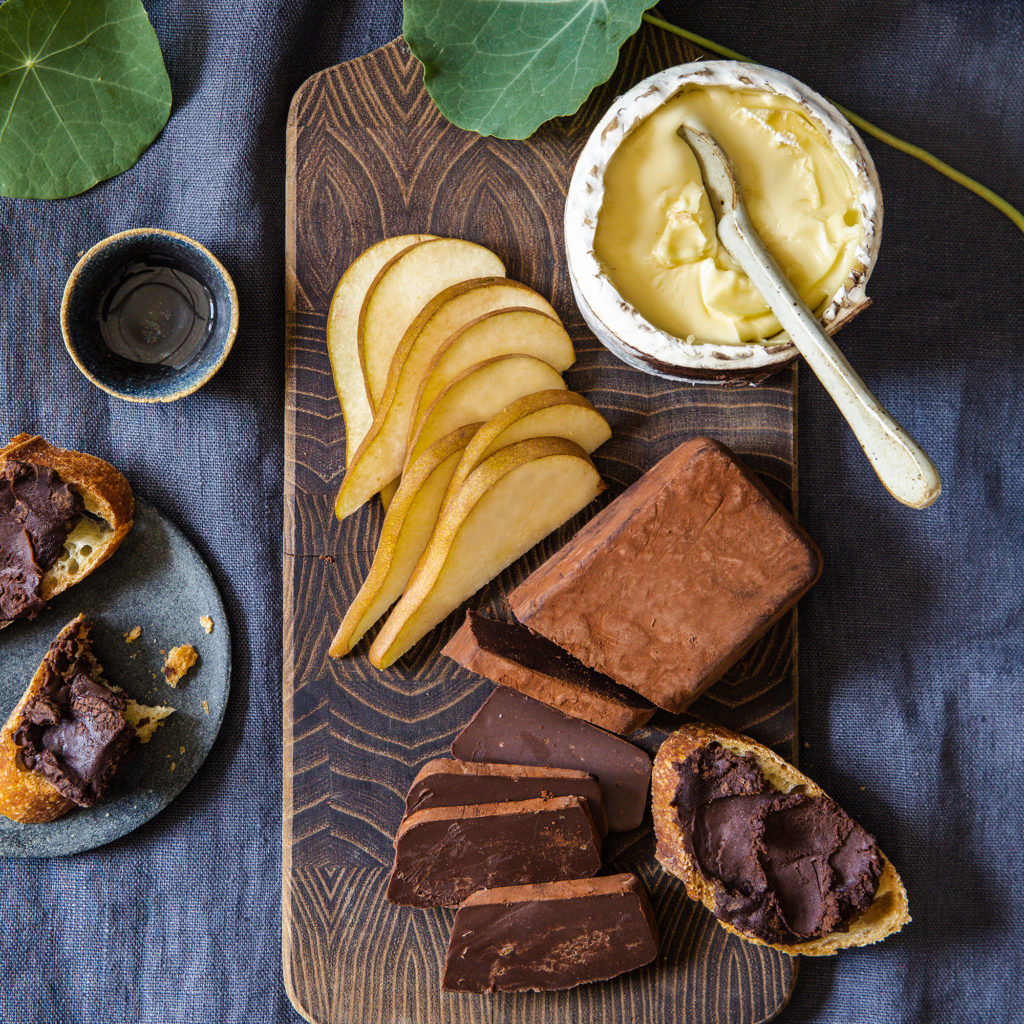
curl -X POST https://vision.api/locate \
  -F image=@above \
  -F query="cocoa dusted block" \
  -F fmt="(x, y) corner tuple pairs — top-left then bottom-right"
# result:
(451, 686), (651, 832)
(509, 437), (822, 713)
(442, 874), (659, 992)
(405, 758), (608, 837)
(443, 611), (655, 735)
(385, 795), (601, 907)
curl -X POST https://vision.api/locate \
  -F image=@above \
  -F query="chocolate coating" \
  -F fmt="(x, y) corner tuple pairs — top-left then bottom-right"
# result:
(451, 687), (651, 832)
(509, 437), (822, 713)
(386, 795), (601, 908)
(405, 758), (607, 837)
(0, 459), (83, 621)
(672, 742), (882, 944)
(13, 619), (137, 806)
(443, 611), (654, 734)
(442, 873), (659, 992)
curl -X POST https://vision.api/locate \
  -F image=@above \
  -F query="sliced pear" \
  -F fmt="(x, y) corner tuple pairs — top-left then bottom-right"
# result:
(329, 423), (481, 657)
(335, 280), (558, 519)
(369, 438), (604, 668)
(327, 235), (433, 465)
(404, 354), (567, 472)
(440, 390), (611, 513)
(408, 309), (576, 437)
(358, 238), (505, 411)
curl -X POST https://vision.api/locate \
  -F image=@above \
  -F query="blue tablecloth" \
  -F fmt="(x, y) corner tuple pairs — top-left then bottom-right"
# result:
(0, 2), (1020, 1021)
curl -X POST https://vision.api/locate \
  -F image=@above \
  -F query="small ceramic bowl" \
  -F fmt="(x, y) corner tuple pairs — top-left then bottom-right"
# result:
(61, 228), (239, 403)
(565, 61), (883, 385)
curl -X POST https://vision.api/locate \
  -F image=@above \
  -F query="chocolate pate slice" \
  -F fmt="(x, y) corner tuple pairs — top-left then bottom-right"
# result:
(672, 742), (882, 944)
(405, 758), (608, 837)
(386, 795), (602, 908)
(443, 610), (654, 735)
(451, 687), (651, 832)
(443, 873), (659, 992)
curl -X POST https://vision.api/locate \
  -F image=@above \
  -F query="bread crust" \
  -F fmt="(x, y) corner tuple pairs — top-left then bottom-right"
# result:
(0, 434), (134, 612)
(652, 722), (910, 955)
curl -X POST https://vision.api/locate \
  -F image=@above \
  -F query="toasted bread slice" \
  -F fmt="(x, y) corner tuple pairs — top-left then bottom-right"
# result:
(0, 434), (133, 624)
(652, 722), (910, 955)
(0, 615), (173, 823)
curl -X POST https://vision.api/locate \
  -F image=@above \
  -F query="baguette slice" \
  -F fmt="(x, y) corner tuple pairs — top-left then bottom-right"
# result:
(652, 722), (910, 956)
(0, 615), (173, 823)
(1, 434), (133, 624)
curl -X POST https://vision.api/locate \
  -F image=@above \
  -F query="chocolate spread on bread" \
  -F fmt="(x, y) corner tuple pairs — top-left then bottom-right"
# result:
(0, 459), (83, 621)
(672, 742), (882, 944)
(13, 621), (137, 806)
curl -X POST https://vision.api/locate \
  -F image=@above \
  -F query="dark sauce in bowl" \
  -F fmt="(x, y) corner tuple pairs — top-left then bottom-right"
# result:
(96, 255), (215, 370)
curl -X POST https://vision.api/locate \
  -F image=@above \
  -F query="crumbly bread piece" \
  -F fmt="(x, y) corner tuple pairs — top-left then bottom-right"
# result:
(163, 644), (198, 687)
(0, 434), (134, 622)
(0, 615), (172, 823)
(652, 722), (910, 956)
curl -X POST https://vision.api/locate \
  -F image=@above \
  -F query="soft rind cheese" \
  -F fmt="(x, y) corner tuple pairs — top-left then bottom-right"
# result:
(594, 87), (865, 344)
(565, 61), (882, 381)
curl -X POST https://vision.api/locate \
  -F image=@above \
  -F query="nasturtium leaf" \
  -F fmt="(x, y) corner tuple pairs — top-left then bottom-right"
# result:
(0, 0), (171, 199)
(403, 0), (655, 140)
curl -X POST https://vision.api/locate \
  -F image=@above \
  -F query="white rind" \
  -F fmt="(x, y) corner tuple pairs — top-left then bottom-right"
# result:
(565, 61), (883, 384)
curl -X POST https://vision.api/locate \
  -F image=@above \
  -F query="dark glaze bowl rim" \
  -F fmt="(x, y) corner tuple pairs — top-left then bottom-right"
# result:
(60, 227), (239, 404)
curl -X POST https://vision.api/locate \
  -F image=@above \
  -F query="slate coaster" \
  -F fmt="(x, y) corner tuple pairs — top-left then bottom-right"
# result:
(0, 499), (230, 857)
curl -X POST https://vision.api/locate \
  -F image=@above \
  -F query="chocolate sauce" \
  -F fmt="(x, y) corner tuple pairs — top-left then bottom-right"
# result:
(96, 255), (215, 369)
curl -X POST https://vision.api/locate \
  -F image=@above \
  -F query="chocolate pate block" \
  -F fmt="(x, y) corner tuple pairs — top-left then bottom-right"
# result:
(442, 873), (659, 992)
(451, 686), (651, 832)
(386, 795), (601, 908)
(443, 610), (654, 735)
(405, 757), (608, 837)
(508, 437), (822, 713)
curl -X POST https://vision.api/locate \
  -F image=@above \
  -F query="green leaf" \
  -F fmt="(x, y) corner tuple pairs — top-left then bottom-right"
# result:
(0, 0), (171, 199)
(404, 0), (655, 140)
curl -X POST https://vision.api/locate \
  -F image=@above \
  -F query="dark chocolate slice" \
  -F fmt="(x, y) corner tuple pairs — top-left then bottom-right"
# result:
(451, 687), (651, 832)
(509, 437), (822, 713)
(386, 795), (601, 908)
(405, 758), (608, 837)
(442, 873), (659, 992)
(443, 611), (654, 735)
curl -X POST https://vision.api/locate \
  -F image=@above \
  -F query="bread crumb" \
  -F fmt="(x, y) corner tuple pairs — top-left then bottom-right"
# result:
(200, 615), (214, 634)
(170, 761), (176, 772)
(163, 644), (198, 687)
(179, 746), (185, 755)
(202, 700), (209, 715)
(124, 626), (142, 643)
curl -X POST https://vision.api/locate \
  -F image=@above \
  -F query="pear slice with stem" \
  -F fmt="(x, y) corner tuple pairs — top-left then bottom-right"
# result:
(369, 437), (604, 668)
(358, 238), (505, 412)
(335, 279), (558, 520)
(329, 423), (482, 657)
(440, 390), (611, 514)
(404, 354), (567, 473)
(406, 309), (575, 441)
(327, 235), (434, 466)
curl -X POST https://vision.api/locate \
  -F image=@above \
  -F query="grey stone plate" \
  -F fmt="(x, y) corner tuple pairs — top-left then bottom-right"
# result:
(0, 499), (230, 857)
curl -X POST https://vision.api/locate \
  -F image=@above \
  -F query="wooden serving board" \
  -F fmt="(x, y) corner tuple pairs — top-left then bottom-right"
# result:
(284, 24), (799, 1024)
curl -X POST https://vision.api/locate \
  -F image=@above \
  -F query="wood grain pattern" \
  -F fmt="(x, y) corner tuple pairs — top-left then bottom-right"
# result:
(285, 25), (799, 1024)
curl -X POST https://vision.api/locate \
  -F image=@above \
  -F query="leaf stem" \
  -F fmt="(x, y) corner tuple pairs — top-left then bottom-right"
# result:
(642, 11), (1024, 235)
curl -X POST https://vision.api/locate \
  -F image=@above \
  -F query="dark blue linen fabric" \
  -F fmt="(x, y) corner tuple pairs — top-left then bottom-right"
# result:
(0, 1), (1020, 1021)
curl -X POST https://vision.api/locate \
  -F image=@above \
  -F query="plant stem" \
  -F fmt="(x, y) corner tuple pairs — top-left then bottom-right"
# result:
(642, 11), (1024, 235)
